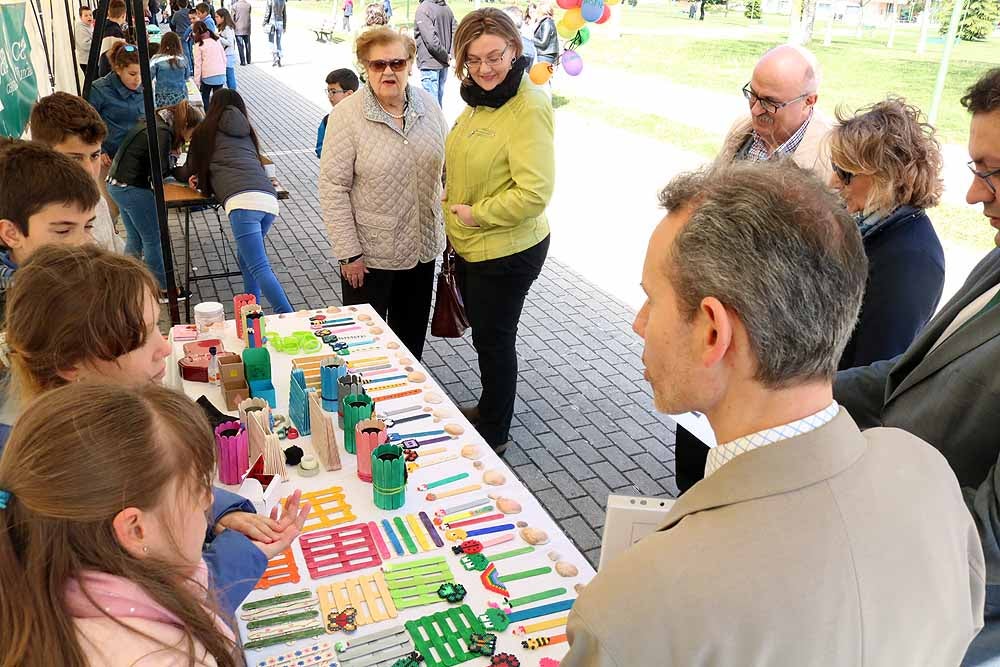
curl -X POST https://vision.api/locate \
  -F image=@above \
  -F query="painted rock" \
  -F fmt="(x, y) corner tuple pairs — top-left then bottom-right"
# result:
(461, 444), (483, 460)
(408, 371), (427, 383)
(483, 469), (506, 485)
(520, 527), (549, 545)
(443, 423), (464, 435)
(369, 327), (384, 335)
(496, 497), (522, 514)
(555, 561), (579, 577)
(387, 342), (400, 350)
(424, 392), (444, 405)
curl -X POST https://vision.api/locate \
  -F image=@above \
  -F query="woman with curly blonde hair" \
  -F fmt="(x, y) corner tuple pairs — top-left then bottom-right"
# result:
(829, 97), (945, 369)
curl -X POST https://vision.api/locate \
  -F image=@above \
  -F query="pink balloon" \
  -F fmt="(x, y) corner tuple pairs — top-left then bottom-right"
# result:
(556, 0), (580, 9)
(562, 49), (583, 76)
(596, 4), (611, 22)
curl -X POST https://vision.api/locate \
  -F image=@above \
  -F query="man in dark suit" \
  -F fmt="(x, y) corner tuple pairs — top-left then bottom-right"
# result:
(834, 69), (1000, 665)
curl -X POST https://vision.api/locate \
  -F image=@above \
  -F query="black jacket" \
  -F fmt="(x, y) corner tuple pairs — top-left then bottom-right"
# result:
(189, 106), (275, 205)
(414, 0), (455, 70)
(264, 0), (286, 26)
(108, 114), (178, 189)
(838, 206), (946, 370)
(532, 17), (558, 63)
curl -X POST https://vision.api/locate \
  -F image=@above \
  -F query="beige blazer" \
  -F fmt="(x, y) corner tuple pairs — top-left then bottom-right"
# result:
(563, 412), (985, 667)
(717, 110), (833, 185)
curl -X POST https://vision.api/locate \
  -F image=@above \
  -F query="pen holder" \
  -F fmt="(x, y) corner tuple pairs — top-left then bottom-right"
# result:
(372, 444), (406, 510)
(355, 418), (388, 482)
(215, 421), (249, 485)
(337, 374), (364, 429)
(321, 357), (348, 412)
(342, 392), (374, 455)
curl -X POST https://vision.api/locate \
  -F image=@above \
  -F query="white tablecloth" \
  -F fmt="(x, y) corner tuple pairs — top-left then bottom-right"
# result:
(169, 304), (595, 665)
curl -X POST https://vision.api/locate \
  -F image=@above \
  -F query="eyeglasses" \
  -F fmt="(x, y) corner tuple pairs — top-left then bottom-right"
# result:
(326, 87), (350, 97)
(967, 160), (1000, 195)
(466, 45), (510, 71)
(742, 82), (808, 114)
(831, 162), (853, 186)
(366, 58), (409, 72)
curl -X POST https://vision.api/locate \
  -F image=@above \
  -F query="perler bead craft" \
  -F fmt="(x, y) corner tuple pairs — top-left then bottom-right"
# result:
(327, 606), (358, 633)
(436, 582), (467, 604)
(490, 654), (520, 667)
(404, 604), (485, 667)
(467, 633), (497, 656)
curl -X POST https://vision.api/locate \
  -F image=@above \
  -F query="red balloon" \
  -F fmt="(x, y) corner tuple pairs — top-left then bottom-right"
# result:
(595, 3), (611, 22)
(557, 0), (581, 9)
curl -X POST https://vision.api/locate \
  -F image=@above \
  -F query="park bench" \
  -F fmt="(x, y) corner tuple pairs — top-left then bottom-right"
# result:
(311, 22), (337, 41)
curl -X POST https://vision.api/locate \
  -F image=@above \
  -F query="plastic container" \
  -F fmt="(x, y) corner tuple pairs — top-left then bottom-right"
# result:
(194, 301), (225, 337)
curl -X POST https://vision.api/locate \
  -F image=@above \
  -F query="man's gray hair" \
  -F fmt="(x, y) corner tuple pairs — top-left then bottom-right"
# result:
(658, 160), (866, 388)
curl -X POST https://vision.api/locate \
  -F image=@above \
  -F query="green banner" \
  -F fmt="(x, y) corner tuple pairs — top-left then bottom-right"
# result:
(0, 3), (37, 137)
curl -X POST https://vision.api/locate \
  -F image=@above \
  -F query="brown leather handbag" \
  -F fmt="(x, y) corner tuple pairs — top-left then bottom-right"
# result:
(431, 246), (470, 338)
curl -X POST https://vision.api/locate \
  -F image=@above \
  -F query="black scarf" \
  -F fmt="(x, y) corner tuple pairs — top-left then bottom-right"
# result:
(460, 56), (530, 109)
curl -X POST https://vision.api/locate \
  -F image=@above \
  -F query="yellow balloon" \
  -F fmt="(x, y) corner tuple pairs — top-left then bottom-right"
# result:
(529, 62), (554, 85)
(556, 19), (577, 38)
(605, 0), (620, 5)
(563, 7), (585, 30)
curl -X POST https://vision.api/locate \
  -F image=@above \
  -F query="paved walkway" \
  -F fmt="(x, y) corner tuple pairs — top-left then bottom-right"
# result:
(174, 63), (680, 567)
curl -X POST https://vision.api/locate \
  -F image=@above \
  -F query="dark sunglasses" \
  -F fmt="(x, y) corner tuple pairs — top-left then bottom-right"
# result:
(831, 162), (853, 185)
(367, 58), (408, 72)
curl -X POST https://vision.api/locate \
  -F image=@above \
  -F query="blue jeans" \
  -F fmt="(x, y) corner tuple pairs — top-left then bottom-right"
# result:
(225, 66), (237, 90)
(420, 67), (447, 106)
(184, 41), (195, 77)
(229, 209), (293, 313)
(271, 21), (284, 59)
(109, 183), (167, 290)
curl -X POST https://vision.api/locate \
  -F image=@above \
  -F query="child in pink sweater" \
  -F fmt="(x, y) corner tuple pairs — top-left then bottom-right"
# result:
(193, 20), (227, 108)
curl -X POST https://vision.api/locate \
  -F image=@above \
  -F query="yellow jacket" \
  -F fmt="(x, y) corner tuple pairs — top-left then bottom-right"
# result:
(443, 77), (554, 262)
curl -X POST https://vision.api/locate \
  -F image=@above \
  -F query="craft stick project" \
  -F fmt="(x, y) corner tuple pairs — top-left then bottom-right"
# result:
(381, 518), (404, 556)
(246, 410), (287, 482)
(390, 412), (432, 427)
(505, 598), (576, 623)
(506, 587), (567, 608)
(404, 604), (486, 667)
(391, 429), (445, 440)
(252, 641), (338, 667)
(288, 369), (314, 435)
(299, 523), (383, 579)
(383, 556), (455, 609)
(417, 472), (469, 492)
(366, 381), (409, 393)
(343, 393), (375, 454)
(240, 590), (317, 620)
(309, 392), (343, 471)
(334, 624), (417, 667)
(426, 484), (482, 502)
(512, 616), (568, 637)
(290, 486), (356, 533)
(406, 514), (432, 552)
(362, 373), (407, 385)
(436, 505), (492, 526)
(214, 421), (248, 485)
(360, 366), (401, 378)
(445, 523), (515, 542)
(244, 626), (326, 651)
(254, 547), (301, 590)
(239, 589), (325, 651)
(368, 521), (392, 561)
(418, 512), (445, 548)
(436, 498), (492, 517)
(355, 418), (388, 482)
(447, 513), (505, 529)
(351, 362), (393, 373)
(372, 388), (422, 403)
(381, 404), (424, 418)
(372, 444), (406, 510)
(521, 633), (568, 650)
(320, 356), (347, 411)
(406, 453), (458, 473)
(317, 571), (398, 631)
(393, 516), (418, 555)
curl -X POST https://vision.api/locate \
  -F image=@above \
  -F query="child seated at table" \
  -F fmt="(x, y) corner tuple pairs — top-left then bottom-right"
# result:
(151, 32), (189, 107)
(0, 382), (301, 665)
(317, 68), (359, 158)
(108, 99), (203, 301)
(0, 243), (310, 615)
(0, 141), (100, 324)
(28, 91), (125, 253)
(187, 89), (294, 313)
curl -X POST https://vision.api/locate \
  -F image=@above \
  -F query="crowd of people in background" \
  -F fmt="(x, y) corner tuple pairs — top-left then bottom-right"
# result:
(4, 1), (1000, 664)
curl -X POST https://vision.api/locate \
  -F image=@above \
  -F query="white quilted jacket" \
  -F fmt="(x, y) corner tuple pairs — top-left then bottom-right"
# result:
(319, 84), (448, 270)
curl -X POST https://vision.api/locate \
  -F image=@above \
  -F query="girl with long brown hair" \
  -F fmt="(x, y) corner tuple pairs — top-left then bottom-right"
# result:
(0, 244), (309, 615)
(0, 383), (243, 666)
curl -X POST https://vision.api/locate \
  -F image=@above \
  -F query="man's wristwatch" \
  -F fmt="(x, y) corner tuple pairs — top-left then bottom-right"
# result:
(339, 253), (363, 266)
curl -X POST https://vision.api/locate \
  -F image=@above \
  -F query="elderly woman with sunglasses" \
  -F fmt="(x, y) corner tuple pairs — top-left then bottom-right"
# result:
(829, 97), (945, 370)
(319, 26), (448, 360)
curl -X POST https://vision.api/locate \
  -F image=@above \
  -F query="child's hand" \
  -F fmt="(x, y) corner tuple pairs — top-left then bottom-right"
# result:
(188, 175), (199, 190)
(215, 511), (281, 542)
(253, 489), (312, 560)
(101, 153), (112, 167)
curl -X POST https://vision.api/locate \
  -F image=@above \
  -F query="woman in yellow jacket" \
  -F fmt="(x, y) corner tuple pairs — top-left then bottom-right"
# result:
(444, 8), (554, 453)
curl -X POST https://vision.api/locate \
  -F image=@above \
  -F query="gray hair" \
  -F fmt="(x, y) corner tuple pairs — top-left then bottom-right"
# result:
(658, 160), (866, 388)
(502, 5), (523, 27)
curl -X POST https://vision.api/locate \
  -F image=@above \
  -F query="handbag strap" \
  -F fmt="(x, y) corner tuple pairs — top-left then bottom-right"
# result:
(442, 243), (457, 274)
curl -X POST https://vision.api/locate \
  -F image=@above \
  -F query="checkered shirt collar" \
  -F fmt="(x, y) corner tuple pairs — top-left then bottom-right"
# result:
(704, 401), (840, 478)
(745, 109), (814, 162)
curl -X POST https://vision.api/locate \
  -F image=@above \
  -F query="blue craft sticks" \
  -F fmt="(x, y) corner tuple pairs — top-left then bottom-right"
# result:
(381, 518), (405, 556)
(320, 361), (347, 412)
(505, 598), (575, 623)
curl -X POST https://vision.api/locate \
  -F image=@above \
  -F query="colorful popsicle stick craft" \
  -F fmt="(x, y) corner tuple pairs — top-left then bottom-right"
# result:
(254, 546), (301, 590)
(333, 624), (417, 667)
(383, 555), (455, 609)
(287, 486), (356, 533)
(404, 604), (485, 667)
(299, 523), (383, 579)
(317, 570), (398, 633)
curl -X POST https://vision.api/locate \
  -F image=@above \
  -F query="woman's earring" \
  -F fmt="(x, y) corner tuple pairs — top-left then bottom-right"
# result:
(142, 545), (149, 553)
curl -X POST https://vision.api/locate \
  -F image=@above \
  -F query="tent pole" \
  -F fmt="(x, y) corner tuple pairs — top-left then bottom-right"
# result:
(65, 0), (82, 94)
(132, 0), (181, 324)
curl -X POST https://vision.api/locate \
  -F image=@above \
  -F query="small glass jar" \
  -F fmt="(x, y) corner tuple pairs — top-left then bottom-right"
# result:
(193, 301), (225, 337)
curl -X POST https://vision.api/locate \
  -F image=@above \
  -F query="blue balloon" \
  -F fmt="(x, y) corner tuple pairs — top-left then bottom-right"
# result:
(581, 0), (604, 21)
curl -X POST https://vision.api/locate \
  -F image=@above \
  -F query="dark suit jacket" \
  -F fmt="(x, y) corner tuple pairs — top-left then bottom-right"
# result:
(836, 247), (1000, 583)
(839, 206), (945, 370)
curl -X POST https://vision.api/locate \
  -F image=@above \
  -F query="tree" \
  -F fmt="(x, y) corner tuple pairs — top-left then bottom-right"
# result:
(937, 0), (1000, 39)
(745, 0), (761, 19)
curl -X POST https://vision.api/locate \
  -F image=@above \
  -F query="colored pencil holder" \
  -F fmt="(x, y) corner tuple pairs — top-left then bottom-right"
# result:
(372, 444), (406, 510)
(215, 421), (249, 485)
(355, 418), (388, 482)
(321, 357), (347, 412)
(337, 374), (364, 429)
(342, 392), (374, 455)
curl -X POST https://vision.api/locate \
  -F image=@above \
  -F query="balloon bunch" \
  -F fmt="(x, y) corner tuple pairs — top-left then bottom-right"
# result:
(529, 0), (618, 85)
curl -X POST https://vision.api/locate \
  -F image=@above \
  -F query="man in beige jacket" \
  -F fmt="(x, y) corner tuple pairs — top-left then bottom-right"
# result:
(561, 160), (985, 667)
(717, 44), (832, 183)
